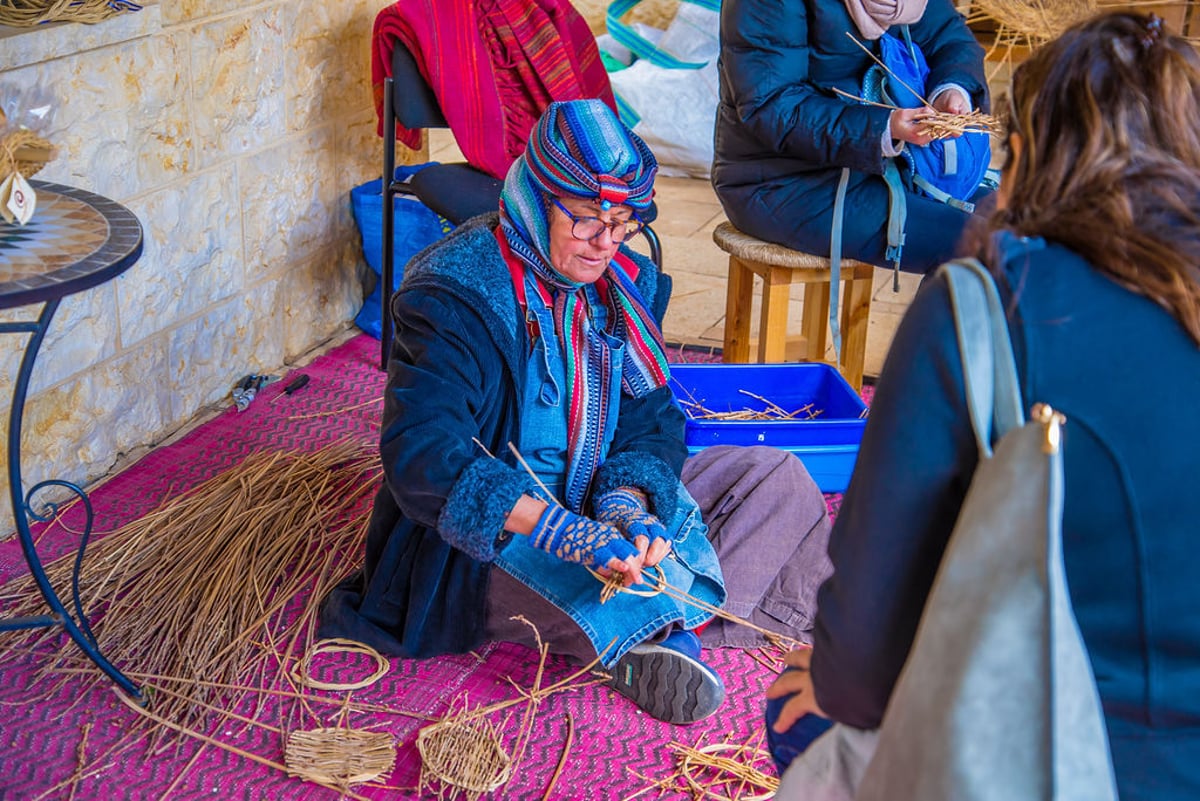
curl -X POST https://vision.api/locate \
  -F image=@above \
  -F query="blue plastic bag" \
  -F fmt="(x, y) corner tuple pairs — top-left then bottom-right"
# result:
(350, 164), (453, 339)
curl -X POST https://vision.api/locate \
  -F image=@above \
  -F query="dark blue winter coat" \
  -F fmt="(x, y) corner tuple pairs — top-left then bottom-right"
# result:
(713, 0), (989, 271)
(319, 214), (686, 658)
(813, 235), (1200, 799)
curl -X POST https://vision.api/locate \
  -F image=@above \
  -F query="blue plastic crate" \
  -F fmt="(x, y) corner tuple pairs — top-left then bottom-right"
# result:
(669, 363), (868, 493)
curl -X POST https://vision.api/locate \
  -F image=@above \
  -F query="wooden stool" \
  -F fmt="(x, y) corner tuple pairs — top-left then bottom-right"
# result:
(713, 221), (874, 390)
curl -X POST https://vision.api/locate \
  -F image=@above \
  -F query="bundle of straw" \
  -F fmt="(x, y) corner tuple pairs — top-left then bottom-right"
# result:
(917, 109), (1002, 140)
(1, 129), (57, 179)
(0, 0), (134, 27)
(0, 441), (382, 736)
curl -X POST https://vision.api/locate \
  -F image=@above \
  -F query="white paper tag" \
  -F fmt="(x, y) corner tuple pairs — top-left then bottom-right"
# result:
(5, 172), (36, 225)
(0, 174), (14, 225)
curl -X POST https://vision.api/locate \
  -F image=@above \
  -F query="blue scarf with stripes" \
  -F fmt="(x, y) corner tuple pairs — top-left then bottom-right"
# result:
(498, 99), (671, 512)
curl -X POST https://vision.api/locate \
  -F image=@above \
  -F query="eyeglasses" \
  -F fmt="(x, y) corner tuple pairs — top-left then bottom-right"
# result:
(552, 198), (644, 243)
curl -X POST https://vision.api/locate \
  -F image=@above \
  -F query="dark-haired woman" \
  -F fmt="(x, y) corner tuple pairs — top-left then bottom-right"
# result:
(766, 12), (1200, 798)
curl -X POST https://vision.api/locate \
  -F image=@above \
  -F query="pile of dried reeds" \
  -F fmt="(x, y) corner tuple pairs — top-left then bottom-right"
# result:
(677, 389), (824, 421)
(967, 0), (1097, 44)
(918, 109), (1002, 139)
(966, 0), (1099, 84)
(0, 441), (381, 736)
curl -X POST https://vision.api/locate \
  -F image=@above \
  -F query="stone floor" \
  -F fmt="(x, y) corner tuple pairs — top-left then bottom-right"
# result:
(428, 130), (923, 380)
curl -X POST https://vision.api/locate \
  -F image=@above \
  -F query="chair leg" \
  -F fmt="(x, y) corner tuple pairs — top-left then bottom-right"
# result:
(800, 280), (831, 364)
(758, 265), (792, 363)
(839, 274), (873, 391)
(723, 256), (754, 363)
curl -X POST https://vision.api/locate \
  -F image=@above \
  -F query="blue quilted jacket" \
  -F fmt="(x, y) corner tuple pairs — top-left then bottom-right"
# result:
(712, 0), (987, 190)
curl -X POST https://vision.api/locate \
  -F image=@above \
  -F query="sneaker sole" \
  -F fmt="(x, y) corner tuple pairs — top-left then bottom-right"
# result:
(607, 643), (725, 724)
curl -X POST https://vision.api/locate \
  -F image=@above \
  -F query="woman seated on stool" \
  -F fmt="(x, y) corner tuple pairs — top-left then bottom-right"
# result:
(713, 0), (992, 274)
(763, 12), (1200, 798)
(320, 99), (834, 725)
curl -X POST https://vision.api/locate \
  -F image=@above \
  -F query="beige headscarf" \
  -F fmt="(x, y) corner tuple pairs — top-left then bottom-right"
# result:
(843, 0), (928, 40)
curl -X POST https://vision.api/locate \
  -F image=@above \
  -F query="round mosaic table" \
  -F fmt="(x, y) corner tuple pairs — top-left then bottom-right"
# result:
(0, 180), (144, 701)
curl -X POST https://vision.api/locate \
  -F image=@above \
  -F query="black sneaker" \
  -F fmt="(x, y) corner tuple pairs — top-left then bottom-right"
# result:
(606, 630), (725, 724)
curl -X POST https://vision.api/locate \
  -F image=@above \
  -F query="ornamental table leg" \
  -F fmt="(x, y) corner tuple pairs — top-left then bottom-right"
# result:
(0, 300), (144, 703)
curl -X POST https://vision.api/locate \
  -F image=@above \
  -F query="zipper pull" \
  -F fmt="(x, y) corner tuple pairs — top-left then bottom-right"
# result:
(1031, 403), (1066, 454)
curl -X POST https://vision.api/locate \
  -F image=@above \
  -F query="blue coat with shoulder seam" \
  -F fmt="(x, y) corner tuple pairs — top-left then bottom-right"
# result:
(812, 236), (1200, 799)
(319, 213), (686, 659)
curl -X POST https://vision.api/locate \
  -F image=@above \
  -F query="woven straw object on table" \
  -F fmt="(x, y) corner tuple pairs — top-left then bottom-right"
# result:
(0, 129), (56, 179)
(0, 0), (124, 26)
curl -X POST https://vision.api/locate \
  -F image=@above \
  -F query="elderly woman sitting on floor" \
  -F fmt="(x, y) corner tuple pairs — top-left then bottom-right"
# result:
(321, 99), (832, 725)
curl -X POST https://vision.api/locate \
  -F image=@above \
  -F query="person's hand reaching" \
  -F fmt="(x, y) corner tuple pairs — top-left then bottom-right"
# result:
(764, 646), (828, 733)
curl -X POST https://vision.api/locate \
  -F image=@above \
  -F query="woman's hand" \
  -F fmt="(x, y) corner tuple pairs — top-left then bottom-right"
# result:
(931, 87), (970, 115)
(527, 502), (646, 586)
(764, 647), (828, 733)
(889, 106), (937, 146)
(593, 487), (672, 567)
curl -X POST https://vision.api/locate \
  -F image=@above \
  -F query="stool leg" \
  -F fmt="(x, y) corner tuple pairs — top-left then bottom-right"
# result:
(801, 281), (830, 363)
(759, 265), (792, 362)
(839, 274), (873, 391)
(723, 256), (754, 363)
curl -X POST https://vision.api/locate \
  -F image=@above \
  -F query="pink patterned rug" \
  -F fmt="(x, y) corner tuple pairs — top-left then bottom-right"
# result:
(0, 334), (858, 800)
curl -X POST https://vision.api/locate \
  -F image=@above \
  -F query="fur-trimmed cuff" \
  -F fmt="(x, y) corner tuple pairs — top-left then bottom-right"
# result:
(439, 457), (537, 562)
(591, 451), (679, 527)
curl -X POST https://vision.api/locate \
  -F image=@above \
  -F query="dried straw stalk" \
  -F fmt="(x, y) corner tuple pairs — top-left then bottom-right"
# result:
(674, 740), (779, 801)
(0, 441), (381, 742)
(676, 387), (825, 421)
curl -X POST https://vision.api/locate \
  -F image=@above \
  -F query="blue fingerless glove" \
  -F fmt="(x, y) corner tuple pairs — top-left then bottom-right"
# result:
(593, 487), (668, 547)
(529, 504), (640, 568)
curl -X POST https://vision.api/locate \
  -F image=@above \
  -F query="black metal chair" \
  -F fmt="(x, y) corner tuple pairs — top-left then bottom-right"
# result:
(379, 42), (666, 368)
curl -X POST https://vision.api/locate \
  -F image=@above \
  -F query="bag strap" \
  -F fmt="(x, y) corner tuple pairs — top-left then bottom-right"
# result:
(605, 0), (719, 70)
(941, 258), (1024, 457)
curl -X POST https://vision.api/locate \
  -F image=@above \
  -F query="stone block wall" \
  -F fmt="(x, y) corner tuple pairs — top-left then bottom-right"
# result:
(0, 0), (412, 527)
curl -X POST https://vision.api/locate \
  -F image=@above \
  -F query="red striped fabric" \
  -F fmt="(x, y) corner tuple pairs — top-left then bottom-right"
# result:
(371, 0), (617, 180)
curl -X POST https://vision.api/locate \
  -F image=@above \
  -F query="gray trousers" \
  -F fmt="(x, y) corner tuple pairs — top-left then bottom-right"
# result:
(485, 445), (834, 661)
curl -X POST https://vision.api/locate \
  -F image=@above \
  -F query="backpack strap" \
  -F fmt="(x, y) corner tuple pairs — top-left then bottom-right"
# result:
(828, 167), (852, 369)
(941, 258), (1024, 456)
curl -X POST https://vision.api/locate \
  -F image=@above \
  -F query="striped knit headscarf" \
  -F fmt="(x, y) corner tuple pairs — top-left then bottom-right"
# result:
(499, 99), (671, 513)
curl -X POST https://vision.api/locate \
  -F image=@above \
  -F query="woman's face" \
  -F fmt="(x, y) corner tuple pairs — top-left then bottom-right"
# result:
(547, 196), (634, 284)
